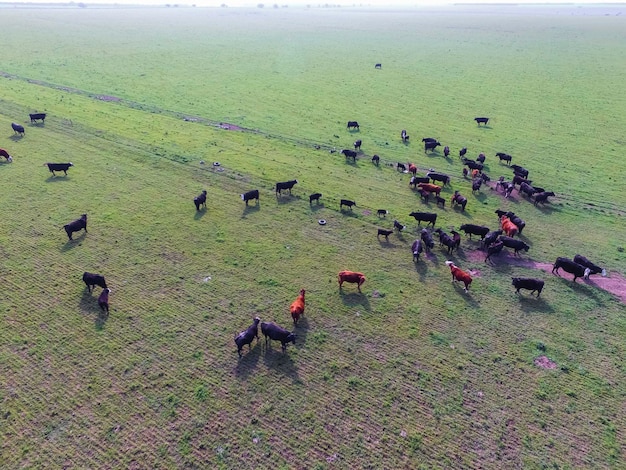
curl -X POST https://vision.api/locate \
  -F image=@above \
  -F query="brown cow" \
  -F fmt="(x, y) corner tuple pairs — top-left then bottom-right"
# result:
(338, 271), (366, 293)
(417, 183), (442, 196)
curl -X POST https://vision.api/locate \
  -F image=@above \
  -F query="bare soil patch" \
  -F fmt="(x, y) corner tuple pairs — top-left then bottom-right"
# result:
(534, 355), (557, 370)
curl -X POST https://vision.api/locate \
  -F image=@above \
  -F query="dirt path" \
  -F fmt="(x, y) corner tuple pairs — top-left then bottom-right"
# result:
(465, 250), (626, 304)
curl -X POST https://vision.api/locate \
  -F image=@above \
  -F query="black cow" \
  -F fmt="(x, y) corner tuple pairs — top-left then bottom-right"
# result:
(552, 257), (590, 282)
(409, 176), (430, 188)
(498, 236), (530, 256)
(482, 229), (503, 249)
(472, 178), (482, 193)
(421, 228), (435, 250)
(512, 174), (532, 187)
(371, 155), (380, 166)
(459, 147), (467, 158)
(422, 137), (438, 143)
(44, 162), (73, 176)
(451, 191), (467, 211)
(573, 255), (606, 277)
(194, 190), (207, 211)
(340, 199), (356, 210)
(496, 152), (512, 165)
(377, 228), (393, 241)
(476, 153), (486, 163)
(443, 146), (450, 157)
(375, 63), (382, 69)
(347, 121), (359, 130)
(512, 278), (544, 297)
(397, 162), (407, 172)
(12, 122), (25, 135)
(434, 228), (457, 254)
(427, 172), (450, 186)
(341, 149), (357, 162)
(497, 211), (526, 235)
(419, 189), (430, 203)
(64, 214), (87, 240)
(234, 317), (260, 358)
(424, 141), (441, 153)
(474, 117), (489, 126)
(462, 158), (483, 171)
(393, 219), (406, 232)
(519, 182), (537, 198)
(411, 239), (424, 262)
(409, 211), (437, 227)
(459, 224), (489, 240)
(435, 195), (445, 208)
(260, 321), (296, 353)
(533, 191), (555, 206)
(377, 209), (388, 217)
(29, 113), (47, 123)
(511, 164), (529, 178)
(98, 288), (111, 314)
(480, 173), (491, 183)
(401, 130), (409, 142)
(484, 241), (504, 263)
(241, 189), (259, 205)
(275, 179), (298, 196)
(354, 139), (362, 151)
(83, 271), (107, 293)
(309, 193), (322, 204)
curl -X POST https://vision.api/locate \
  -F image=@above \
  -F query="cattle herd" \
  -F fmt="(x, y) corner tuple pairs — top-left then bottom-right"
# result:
(2, 111), (608, 360)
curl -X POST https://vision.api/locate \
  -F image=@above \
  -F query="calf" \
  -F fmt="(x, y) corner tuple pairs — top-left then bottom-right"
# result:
(98, 288), (111, 314)
(309, 193), (322, 204)
(371, 154), (380, 166)
(340, 199), (356, 210)
(533, 191), (555, 206)
(443, 146), (450, 157)
(194, 190), (207, 211)
(419, 189), (430, 203)
(234, 317), (261, 358)
(408, 163), (417, 175)
(377, 209), (388, 218)
(261, 321), (296, 353)
(552, 257), (590, 282)
(474, 117), (489, 126)
(12, 122), (25, 136)
(354, 139), (362, 151)
(421, 228), (435, 250)
(83, 271), (107, 293)
(498, 235), (530, 256)
(377, 228), (393, 241)
(459, 224), (489, 240)
(275, 179), (298, 196)
(397, 162), (407, 172)
(393, 219), (406, 232)
(435, 195), (446, 208)
(0, 148), (13, 163)
(511, 278), (544, 297)
(411, 239), (424, 262)
(241, 189), (259, 205)
(573, 254), (606, 277)
(64, 214), (88, 240)
(484, 241), (504, 263)
(29, 113), (47, 123)
(401, 130), (409, 142)
(409, 211), (437, 227)
(44, 162), (73, 176)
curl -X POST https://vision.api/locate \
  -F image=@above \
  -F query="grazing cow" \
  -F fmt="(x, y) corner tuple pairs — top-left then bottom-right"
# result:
(427, 172), (450, 186)
(519, 182), (536, 198)
(410, 176), (430, 188)
(533, 191), (555, 206)
(261, 321), (296, 353)
(434, 228), (457, 254)
(463, 158), (483, 171)
(11, 122), (25, 135)
(480, 173), (491, 183)
(451, 191), (467, 211)
(241, 189), (260, 205)
(496, 177), (515, 198)
(290, 289), (306, 326)
(393, 219), (406, 232)
(375, 63), (382, 69)
(235, 317), (261, 357)
(496, 152), (512, 165)
(64, 214), (88, 240)
(341, 149), (357, 162)
(417, 183), (442, 196)
(338, 270), (366, 293)
(462, 168), (469, 179)
(484, 241), (504, 263)
(29, 113), (46, 123)
(377, 209), (388, 218)
(83, 271), (107, 293)
(408, 163), (417, 175)
(194, 190), (207, 211)
(401, 130), (409, 142)
(309, 193), (322, 204)
(552, 257), (591, 282)
(409, 211), (437, 227)
(472, 178), (482, 193)
(445, 261), (472, 293)
(482, 229), (503, 249)
(421, 228), (435, 250)
(340, 199), (356, 210)
(435, 196), (445, 208)
(347, 121), (359, 130)
(498, 235), (530, 256)
(474, 117), (489, 126)
(377, 228), (394, 241)
(422, 137), (438, 143)
(419, 189), (430, 203)
(573, 254), (606, 277)
(424, 141), (441, 153)
(511, 165), (529, 178)
(477, 153), (486, 163)
(459, 224), (490, 240)
(275, 179), (298, 196)
(372, 154), (380, 166)
(411, 239), (424, 262)
(459, 147), (467, 158)
(354, 139), (362, 151)
(499, 216), (519, 238)
(397, 162), (407, 172)
(512, 174), (532, 187)
(98, 288), (111, 314)
(512, 278), (544, 297)
(0, 148), (13, 163)
(444, 146), (450, 157)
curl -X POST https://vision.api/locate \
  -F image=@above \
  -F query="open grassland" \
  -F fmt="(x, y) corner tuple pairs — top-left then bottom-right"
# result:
(0, 6), (625, 469)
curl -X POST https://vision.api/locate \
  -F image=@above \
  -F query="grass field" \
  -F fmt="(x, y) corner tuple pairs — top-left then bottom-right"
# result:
(0, 5), (625, 469)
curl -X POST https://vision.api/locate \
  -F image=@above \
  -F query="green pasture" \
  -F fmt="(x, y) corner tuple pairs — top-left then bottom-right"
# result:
(0, 6), (624, 469)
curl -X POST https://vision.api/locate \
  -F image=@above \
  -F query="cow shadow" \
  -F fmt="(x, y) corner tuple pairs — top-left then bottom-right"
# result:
(234, 342), (262, 379)
(294, 316), (309, 347)
(194, 208), (207, 220)
(9, 134), (24, 141)
(339, 291), (371, 311)
(340, 209), (358, 218)
(378, 239), (397, 248)
(95, 309), (110, 330)
(276, 195), (298, 205)
(478, 125), (493, 130)
(344, 159), (358, 167)
(79, 289), (110, 329)
(262, 344), (300, 383)
(45, 176), (71, 183)
(535, 204), (561, 214)
(241, 204), (260, 218)
(29, 122), (45, 128)
(425, 250), (441, 266)
(517, 296), (555, 314)
(452, 209), (473, 219)
(309, 203), (324, 212)
(61, 233), (86, 251)
(414, 259), (429, 281)
(473, 193), (488, 204)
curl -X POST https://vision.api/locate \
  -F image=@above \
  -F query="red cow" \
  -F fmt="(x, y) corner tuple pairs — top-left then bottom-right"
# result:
(445, 261), (472, 293)
(500, 215), (519, 237)
(408, 163), (417, 175)
(417, 183), (442, 196)
(0, 148), (13, 162)
(289, 289), (306, 326)
(338, 271), (366, 293)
